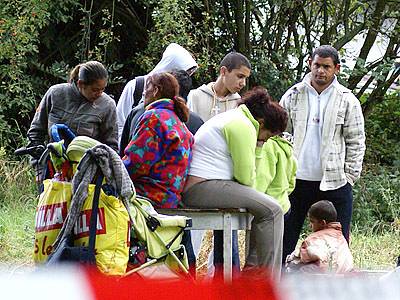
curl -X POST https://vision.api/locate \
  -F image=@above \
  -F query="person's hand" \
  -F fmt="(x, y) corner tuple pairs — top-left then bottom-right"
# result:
(256, 140), (265, 147)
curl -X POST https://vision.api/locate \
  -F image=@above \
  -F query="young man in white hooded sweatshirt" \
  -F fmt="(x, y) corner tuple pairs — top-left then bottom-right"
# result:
(187, 52), (251, 122)
(116, 43), (198, 140)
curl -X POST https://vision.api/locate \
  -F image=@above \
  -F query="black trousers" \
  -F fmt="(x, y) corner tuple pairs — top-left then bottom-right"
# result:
(282, 180), (353, 263)
(181, 230), (196, 278)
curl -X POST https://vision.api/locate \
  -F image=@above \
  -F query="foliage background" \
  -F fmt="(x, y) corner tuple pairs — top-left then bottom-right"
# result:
(0, 0), (399, 266)
(1, 0), (399, 151)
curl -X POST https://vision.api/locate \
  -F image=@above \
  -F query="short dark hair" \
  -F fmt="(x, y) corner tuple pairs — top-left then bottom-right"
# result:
(311, 45), (340, 66)
(170, 69), (192, 101)
(69, 61), (108, 85)
(219, 52), (251, 72)
(308, 200), (337, 223)
(237, 86), (288, 134)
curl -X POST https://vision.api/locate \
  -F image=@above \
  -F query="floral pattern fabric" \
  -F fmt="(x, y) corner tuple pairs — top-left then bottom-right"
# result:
(123, 99), (193, 208)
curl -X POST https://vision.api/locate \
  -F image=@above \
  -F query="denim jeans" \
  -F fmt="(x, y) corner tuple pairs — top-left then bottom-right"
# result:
(282, 180), (353, 263)
(181, 230), (196, 278)
(213, 230), (240, 278)
(183, 180), (283, 278)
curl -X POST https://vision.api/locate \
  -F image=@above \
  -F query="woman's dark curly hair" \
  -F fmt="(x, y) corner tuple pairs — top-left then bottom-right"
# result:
(237, 86), (288, 134)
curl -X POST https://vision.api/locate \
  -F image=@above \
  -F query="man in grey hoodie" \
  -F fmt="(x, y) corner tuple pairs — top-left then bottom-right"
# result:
(187, 52), (251, 122)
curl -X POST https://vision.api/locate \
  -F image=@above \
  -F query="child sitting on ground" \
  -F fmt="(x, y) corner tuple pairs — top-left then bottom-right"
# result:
(285, 200), (354, 273)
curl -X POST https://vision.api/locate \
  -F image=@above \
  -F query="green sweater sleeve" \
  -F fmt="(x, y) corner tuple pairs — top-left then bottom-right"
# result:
(223, 119), (257, 186)
(255, 142), (277, 193)
(255, 146), (267, 192)
(288, 156), (297, 194)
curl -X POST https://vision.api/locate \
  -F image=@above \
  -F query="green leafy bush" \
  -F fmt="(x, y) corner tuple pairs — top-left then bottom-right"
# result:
(353, 95), (400, 231)
(353, 165), (400, 232)
(0, 0), (79, 150)
(250, 47), (296, 100)
(363, 93), (400, 166)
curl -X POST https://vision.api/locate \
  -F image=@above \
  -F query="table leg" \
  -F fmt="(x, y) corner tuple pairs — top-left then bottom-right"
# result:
(223, 213), (232, 283)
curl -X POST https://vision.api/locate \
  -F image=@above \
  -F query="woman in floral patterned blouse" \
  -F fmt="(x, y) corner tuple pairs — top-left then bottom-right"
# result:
(122, 72), (194, 208)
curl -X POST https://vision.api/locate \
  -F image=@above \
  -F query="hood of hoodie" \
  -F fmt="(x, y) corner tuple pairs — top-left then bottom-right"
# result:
(148, 43), (198, 76)
(197, 82), (241, 102)
(268, 135), (293, 158)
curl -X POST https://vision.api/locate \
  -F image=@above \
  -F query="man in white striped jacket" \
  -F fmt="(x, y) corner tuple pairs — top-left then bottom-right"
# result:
(280, 45), (365, 263)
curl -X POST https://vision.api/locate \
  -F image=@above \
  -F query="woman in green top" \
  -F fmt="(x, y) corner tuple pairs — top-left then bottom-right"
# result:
(183, 87), (288, 278)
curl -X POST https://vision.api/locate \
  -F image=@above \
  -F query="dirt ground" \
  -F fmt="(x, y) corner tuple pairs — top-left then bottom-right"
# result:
(196, 230), (247, 278)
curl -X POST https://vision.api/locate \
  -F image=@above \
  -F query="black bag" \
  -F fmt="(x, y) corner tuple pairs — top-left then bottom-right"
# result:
(46, 174), (103, 266)
(132, 76), (145, 109)
(47, 234), (96, 265)
(118, 76), (146, 155)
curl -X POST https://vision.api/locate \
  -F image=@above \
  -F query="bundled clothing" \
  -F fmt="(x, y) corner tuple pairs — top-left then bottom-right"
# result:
(255, 136), (297, 214)
(27, 82), (118, 151)
(286, 222), (354, 273)
(187, 82), (240, 122)
(123, 99), (193, 208)
(53, 144), (134, 251)
(117, 43), (198, 139)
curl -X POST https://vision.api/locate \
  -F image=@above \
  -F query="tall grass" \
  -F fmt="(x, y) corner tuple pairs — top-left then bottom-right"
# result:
(0, 152), (37, 265)
(351, 226), (399, 270)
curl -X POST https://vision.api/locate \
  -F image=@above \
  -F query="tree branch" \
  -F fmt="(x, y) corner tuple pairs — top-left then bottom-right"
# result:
(356, 75), (375, 99)
(363, 67), (400, 116)
(300, 7), (313, 56)
(233, 0), (245, 52)
(245, 0), (251, 55)
(333, 22), (365, 50)
(348, 0), (386, 90)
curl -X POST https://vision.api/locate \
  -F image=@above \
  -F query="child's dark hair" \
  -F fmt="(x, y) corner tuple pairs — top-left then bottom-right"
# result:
(237, 86), (288, 135)
(308, 200), (337, 223)
(69, 61), (108, 84)
(147, 72), (189, 122)
(219, 52), (251, 72)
